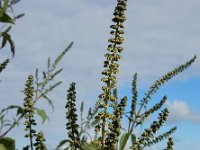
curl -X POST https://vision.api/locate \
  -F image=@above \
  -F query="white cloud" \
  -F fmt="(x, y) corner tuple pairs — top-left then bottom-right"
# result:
(167, 100), (200, 124)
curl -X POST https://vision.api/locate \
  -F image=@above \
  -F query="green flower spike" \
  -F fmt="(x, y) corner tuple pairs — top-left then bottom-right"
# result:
(66, 82), (81, 149)
(95, 0), (128, 149)
(23, 75), (36, 150)
(130, 73), (138, 118)
(150, 127), (177, 146)
(34, 131), (47, 150)
(105, 96), (127, 150)
(164, 137), (174, 150)
(133, 108), (170, 149)
(141, 55), (196, 108)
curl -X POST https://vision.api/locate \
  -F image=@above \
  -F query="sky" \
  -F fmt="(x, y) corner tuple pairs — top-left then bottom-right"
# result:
(0, 0), (200, 149)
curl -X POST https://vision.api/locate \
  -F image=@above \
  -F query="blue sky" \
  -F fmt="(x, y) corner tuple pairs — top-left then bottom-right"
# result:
(0, 0), (200, 149)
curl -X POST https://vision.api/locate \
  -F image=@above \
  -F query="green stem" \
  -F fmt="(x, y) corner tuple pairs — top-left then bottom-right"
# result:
(0, 114), (24, 137)
(0, 85), (45, 138)
(29, 113), (34, 150)
(119, 89), (156, 149)
(101, 86), (110, 149)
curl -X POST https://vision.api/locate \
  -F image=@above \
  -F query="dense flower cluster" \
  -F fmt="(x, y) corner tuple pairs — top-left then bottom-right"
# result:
(164, 137), (174, 150)
(132, 108), (170, 150)
(105, 96), (127, 149)
(95, 0), (128, 149)
(23, 75), (35, 137)
(34, 131), (47, 150)
(23, 75), (36, 148)
(142, 96), (167, 119)
(152, 127), (176, 146)
(66, 82), (81, 149)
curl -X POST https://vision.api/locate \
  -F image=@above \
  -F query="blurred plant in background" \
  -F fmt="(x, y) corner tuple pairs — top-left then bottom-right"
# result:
(0, 0), (25, 57)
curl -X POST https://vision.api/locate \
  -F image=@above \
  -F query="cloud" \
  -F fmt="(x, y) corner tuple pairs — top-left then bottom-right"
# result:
(166, 100), (200, 124)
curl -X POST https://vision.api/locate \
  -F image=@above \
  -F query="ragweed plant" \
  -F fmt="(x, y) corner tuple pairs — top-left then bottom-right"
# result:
(23, 75), (47, 150)
(23, 75), (36, 150)
(0, 42), (73, 139)
(53, 0), (197, 149)
(121, 56), (196, 150)
(65, 82), (81, 150)
(92, 0), (196, 150)
(94, 0), (128, 149)
(0, 0), (198, 149)
(131, 108), (170, 149)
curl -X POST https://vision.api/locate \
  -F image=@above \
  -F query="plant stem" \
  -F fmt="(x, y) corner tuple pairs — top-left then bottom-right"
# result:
(0, 114), (24, 137)
(101, 89), (110, 149)
(0, 89), (42, 137)
(29, 114), (34, 150)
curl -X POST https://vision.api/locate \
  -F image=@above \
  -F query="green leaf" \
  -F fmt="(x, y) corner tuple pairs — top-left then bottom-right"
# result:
(0, 11), (14, 24)
(47, 81), (62, 93)
(43, 71), (46, 79)
(56, 139), (71, 149)
(0, 26), (12, 50)
(0, 144), (7, 150)
(47, 57), (51, 71)
(16, 107), (25, 116)
(0, 33), (15, 56)
(0, 33), (7, 49)
(36, 109), (48, 124)
(2, 0), (9, 12)
(82, 142), (99, 150)
(80, 101), (84, 113)
(0, 137), (15, 150)
(3, 26), (12, 33)
(119, 132), (130, 150)
(131, 134), (136, 147)
(35, 68), (39, 81)
(0, 105), (24, 116)
(14, 13), (25, 20)
(51, 68), (63, 79)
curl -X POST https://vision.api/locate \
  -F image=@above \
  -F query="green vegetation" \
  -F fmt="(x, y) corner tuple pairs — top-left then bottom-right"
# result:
(0, 0), (24, 57)
(0, 0), (197, 149)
